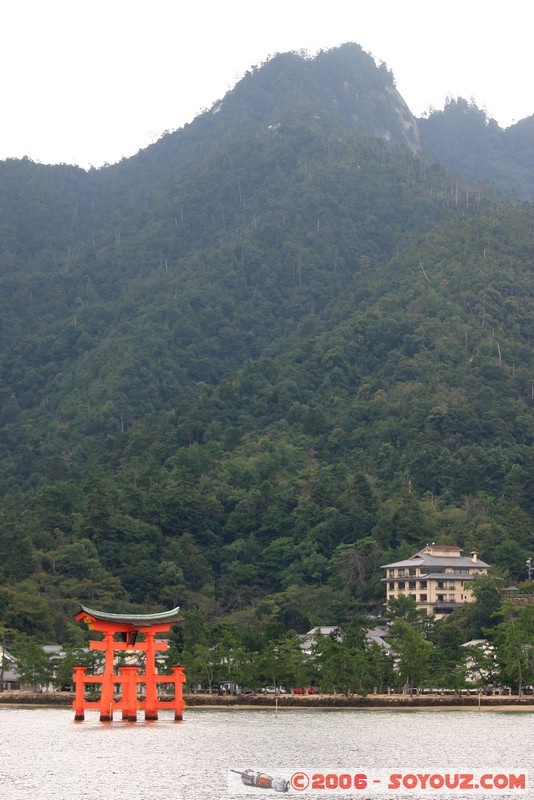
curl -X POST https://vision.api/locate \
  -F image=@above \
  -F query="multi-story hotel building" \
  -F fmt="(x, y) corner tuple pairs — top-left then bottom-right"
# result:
(382, 544), (490, 618)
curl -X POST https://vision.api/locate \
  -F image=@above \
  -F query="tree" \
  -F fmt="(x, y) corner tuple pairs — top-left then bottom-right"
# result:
(389, 620), (434, 692)
(492, 541), (528, 582)
(374, 486), (431, 549)
(2, 585), (56, 640)
(490, 601), (534, 695)
(256, 632), (311, 690)
(462, 641), (497, 688)
(11, 634), (52, 691)
(385, 595), (428, 625)
(0, 511), (35, 581)
(460, 572), (506, 639)
(366, 641), (394, 693)
(52, 645), (101, 691)
(186, 643), (216, 692)
(313, 630), (370, 695)
(329, 537), (384, 599)
(430, 622), (467, 689)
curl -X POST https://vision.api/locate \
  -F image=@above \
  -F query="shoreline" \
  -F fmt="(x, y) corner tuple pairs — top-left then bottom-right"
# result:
(2, 691), (534, 711)
(184, 695), (534, 711)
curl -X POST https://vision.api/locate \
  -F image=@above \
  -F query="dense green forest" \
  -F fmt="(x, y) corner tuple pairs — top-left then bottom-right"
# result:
(419, 97), (534, 199)
(1, 44), (534, 674)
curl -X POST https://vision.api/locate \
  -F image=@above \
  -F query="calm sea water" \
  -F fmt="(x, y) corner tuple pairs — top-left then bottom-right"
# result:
(0, 707), (531, 800)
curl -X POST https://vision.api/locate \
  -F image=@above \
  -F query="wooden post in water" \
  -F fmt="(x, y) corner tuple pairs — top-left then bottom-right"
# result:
(171, 665), (186, 721)
(73, 666), (86, 721)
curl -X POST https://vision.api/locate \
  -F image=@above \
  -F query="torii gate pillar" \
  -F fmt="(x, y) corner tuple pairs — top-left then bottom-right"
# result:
(73, 604), (185, 722)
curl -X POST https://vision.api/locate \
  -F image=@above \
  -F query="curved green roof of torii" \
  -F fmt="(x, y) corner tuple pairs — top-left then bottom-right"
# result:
(78, 604), (181, 627)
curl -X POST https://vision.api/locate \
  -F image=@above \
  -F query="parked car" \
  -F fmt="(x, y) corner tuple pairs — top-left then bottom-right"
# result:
(260, 685), (288, 694)
(292, 687), (316, 695)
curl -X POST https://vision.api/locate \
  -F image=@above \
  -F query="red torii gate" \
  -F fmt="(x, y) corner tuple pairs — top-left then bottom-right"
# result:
(73, 604), (185, 722)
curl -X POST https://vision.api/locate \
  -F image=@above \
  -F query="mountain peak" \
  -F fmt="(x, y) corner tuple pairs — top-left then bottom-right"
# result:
(200, 43), (419, 151)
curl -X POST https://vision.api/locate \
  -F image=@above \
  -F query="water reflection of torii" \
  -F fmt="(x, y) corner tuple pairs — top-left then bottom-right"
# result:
(73, 604), (185, 722)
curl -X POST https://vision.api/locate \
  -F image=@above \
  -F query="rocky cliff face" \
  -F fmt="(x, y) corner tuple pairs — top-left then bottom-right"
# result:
(384, 84), (420, 151)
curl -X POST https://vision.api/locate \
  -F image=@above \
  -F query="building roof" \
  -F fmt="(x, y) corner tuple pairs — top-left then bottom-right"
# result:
(461, 639), (491, 649)
(382, 553), (490, 570)
(43, 644), (64, 655)
(298, 625), (392, 655)
(306, 626), (338, 636)
(0, 647), (20, 684)
(77, 604), (181, 627)
(298, 626), (339, 653)
(366, 627), (392, 653)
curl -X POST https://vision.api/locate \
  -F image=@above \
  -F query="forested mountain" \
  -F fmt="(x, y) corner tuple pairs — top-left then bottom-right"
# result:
(1, 43), (534, 647)
(419, 98), (534, 199)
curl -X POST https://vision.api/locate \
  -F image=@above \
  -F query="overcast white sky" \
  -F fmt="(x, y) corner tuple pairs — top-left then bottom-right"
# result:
(1, 0), (531, 169)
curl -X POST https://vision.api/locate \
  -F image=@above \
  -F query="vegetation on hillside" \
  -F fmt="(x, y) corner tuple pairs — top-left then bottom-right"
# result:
(420, 97), (534, 198)
(0, 45), (534, 674)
